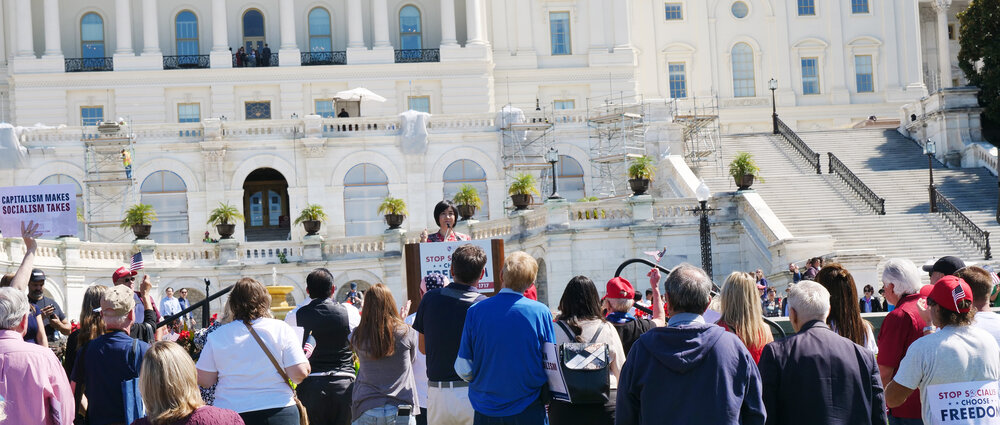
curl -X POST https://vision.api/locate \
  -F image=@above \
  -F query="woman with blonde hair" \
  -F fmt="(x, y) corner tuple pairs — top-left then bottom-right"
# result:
(132, 341), (244, 425)
(350, 283), (419, 425)
(718, 272), (773, 363)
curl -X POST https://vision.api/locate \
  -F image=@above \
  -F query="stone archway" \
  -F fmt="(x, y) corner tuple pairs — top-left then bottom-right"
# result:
(243, 168), (291, 241)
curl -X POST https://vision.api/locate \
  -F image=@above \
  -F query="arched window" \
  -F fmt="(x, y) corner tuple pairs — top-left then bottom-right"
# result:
(731, 43), (756, 98)
(399, 6), (422, 50)
(344, 164), (389, 236)
(175, 11), (199, 56)
(308, 8), (332, 52)
(81, 13), (105, 58)
(40, 174), (85, 238)
(540, 155), (586, 201)
(443, 160), (489, 220)
(242, 9), (266, 52)
(140, 171), (189, 243)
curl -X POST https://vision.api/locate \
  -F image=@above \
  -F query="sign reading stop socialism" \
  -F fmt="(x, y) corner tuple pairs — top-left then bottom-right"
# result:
(419, 239), (495, 291)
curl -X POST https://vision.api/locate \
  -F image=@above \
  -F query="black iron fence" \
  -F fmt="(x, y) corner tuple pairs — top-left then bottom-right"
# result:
(157, 283), (234, 329)
(775, 117), (821, 174)
(301, 51), (347, 66)
(65, 57), (113, 72)
(394, 49), (440, 63)
(828, 153), (885, 215)
(933, 188), (992, 259)
(163, 55), (210, 70)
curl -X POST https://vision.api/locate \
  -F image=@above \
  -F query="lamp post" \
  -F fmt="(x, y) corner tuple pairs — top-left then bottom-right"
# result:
(925, 140), (937, 213)
(545, 147), (562, 200)
(689, 181), (718, 278)
(769, 78), (778, 134)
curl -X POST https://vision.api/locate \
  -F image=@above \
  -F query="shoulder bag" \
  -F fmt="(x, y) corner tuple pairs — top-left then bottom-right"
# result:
(244, 321), (310, 425)
(121, 339), (145, 425)
(555, 321), (611, 404)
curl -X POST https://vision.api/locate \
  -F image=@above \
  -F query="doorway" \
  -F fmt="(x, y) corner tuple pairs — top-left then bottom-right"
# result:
(243, 9), (266, 54)
(243, 168), (290, 241)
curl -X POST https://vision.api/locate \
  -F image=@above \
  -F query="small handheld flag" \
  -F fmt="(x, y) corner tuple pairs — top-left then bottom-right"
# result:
(130, 252), (144, 272)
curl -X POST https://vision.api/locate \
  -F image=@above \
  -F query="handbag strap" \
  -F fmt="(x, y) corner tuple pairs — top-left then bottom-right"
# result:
(556, 320), (604, 344)
(244, 321), (296, 391)
(589, 323), (604, 344)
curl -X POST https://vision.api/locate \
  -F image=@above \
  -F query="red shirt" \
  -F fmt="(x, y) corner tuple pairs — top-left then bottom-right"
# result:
(876, 294), (926, 419)
(717, 320), (765, 364)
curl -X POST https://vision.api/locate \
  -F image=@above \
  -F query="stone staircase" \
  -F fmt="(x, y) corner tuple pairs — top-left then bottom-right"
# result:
(690, 129), (995, 273)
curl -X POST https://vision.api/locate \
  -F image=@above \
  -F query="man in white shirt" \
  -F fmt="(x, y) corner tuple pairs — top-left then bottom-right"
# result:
(957, 266), (1000, 346)
(159, 287), (182, 319)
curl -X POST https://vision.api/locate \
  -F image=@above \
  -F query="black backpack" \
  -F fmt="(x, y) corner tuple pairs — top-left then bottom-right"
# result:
(555, 321), (611, 404)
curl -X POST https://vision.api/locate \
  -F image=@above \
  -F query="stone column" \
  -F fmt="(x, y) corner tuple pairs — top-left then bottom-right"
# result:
(441, 0), (457, 46)
(515, 0), (533, 53)
(115, 0), (133, 55)
(612, 0), (631, 50)
(14, 0), (33, 57)
(210, 0), (231, 68)
(588, 0), (607, 52)
(278, 0), (301, 65)
(466, 0), (486, 45)
(933, 0), (953, 89)
(43, 0), (62, 57)
(373, 0), (391, 48)
(141, 0), (160, 54)
(347, 0), (365, 48)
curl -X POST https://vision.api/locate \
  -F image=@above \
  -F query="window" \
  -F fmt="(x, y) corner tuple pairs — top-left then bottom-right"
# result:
(443, 160), (489, 220)
(668, 62), (687, 99)
(854, 55), (874, 92)
(81, 13), (105, 58)
(344, 164), (389, 236)
(242, 9), (265, 52)
(141, 171), (189, 243)
(40, 174), (85, 238)
(407, 96), (430, 113)
(801, 58), (820, 95)
(308, 8), (332, 52)
(851, 0), (869, 14)
(553, 100), (575, 110)
(178, 103), (200, 123)
(540, 155), (586, 201)
(315, 100), (335, 118)
(550, 12), (571, 55)
(948, 24), (955, 40)
(797, 0), (816, 16)
(175, 11), (199, 56)
(665, 3), (683, 20)
(731, 2), (749, 19)
(245, 101), (271, 120)
(399, 6), (422, 50)
(81, 106), (103, 126)
(731, 43), (755, 97)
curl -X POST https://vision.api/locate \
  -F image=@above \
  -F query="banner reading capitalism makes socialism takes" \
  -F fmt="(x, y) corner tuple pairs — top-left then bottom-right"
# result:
(0, 184), (77, 237)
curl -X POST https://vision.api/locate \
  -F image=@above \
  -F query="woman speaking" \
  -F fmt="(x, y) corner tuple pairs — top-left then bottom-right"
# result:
(419, 200), (470, 243)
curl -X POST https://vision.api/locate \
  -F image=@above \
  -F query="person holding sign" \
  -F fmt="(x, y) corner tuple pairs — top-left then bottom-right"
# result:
(419, 201), (470, 243)
(886, 275), (1000, 425)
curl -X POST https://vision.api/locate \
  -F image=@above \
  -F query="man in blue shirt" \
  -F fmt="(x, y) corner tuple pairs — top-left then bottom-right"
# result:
(456, 251), (555, 424)
(414, 244), (488, 425)
(72, 285), (150, 425)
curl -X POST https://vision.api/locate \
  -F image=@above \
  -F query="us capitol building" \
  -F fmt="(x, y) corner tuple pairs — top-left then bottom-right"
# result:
(0, 0), (988, 319)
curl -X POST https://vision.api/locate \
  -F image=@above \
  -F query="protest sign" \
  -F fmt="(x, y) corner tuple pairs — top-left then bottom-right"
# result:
(418, 239), (496, 291)
(544, 342), (571, 402)
(0, 184), (78, 237)
(927, 380), (1000, 425)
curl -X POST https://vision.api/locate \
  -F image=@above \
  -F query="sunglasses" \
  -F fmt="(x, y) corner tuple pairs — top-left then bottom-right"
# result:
(120, 277), (135, 282)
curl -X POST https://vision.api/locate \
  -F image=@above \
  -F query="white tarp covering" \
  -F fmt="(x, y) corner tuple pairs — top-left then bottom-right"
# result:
(333, 88), (387, 103)
(399, 110), (430, 154)
(498, 105), (526, 143)
(0, 123), (27, 169)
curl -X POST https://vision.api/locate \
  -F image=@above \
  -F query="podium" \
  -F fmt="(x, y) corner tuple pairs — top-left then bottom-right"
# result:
(404, 239), (504, 311)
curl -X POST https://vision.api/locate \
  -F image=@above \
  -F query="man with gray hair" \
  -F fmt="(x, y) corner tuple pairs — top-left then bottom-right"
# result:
(876, 258), (927, 425)
(616, 264), (765, 425)
(759, 281), (886, 425)
(0, 287), (75, 424)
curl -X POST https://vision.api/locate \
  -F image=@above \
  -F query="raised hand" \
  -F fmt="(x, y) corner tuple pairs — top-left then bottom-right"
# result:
(400, 300), (412, 318)
(419, 229), (429, 243)
(140, 274), (153, 296)
(21, 220), (41, 252)
(647, 268), (661, 290)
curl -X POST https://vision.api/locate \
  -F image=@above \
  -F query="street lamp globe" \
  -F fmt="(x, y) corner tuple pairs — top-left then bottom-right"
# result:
(768, 78), (778, 91)
(924, 140), (936, 156)
(545, 147), (559, 164)
(696, 180), (711, 202)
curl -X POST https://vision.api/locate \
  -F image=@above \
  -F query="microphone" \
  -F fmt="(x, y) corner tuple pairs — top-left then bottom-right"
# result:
(445, 222), (454, 240)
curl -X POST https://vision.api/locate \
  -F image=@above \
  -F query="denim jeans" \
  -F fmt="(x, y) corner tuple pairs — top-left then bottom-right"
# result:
(351, 404), (417, 425)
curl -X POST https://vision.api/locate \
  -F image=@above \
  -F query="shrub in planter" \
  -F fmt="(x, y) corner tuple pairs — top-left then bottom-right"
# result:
(377, 196), (408, 229)
(121, 204), (157, 239)
(207, 202), (245, 239)
(728, 151), (764, 190)
(453, 184), (484, 220)
(294, 204), (329, 236)
(508, 173), (540, 210)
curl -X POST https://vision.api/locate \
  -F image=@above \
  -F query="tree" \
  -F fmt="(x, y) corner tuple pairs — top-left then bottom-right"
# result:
(958, 0), (1000, 145)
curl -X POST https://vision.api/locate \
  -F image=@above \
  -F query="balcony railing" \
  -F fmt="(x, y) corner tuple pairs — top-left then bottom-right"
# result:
(65, 57), (113, 72)
(163, 55), (210, 70)
(232, 52), (279, 67)
(394, 49), (440, 63)
(301, 51), (346, 66)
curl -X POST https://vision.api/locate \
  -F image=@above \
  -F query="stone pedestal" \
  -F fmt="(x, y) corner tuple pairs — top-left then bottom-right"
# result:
(628, 195), (654, 222)
(544, 198), (569, 230)
(217, 238), (240, 264)
(303, 235), (324, 261)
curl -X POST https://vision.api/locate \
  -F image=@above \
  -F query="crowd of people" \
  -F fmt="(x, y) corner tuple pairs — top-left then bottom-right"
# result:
(4, 207), (1000, 425)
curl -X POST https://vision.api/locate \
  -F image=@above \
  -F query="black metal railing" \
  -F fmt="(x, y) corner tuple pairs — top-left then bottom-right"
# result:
(394, 48), (440, 63)
(231, 52), (280, 67)
(65, 57), (113, 72)
(156, 284), (234, 329)
(828, 153), (886, 215)
(162, 54), (210, 69)
(301, 51), (346, 65)
(933, 188), (992, 259)
(775, 117), (821, 174)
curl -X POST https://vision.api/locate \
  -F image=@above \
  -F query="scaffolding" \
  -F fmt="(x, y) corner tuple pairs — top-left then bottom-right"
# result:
(587, 94), (647, 198)
(672, 95), (722, 171)
(83, 122), (137, 242)
(498, 104), (555, 209)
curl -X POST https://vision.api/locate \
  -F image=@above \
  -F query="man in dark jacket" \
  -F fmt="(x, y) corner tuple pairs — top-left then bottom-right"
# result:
(296, 268), (355, 425)
(260, 44), (271, 66)
(759, 280), (886, 425)
(616, 264), (765, 425)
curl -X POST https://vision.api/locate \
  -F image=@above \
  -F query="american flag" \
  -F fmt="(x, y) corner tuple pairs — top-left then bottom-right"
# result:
(953, 284), (966, 312)
(130, 252), (144, 271)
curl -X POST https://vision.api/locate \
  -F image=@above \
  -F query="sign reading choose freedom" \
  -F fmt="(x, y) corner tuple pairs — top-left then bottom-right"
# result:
(928, 380), (1000, 425)
(0, 184), (78, 238)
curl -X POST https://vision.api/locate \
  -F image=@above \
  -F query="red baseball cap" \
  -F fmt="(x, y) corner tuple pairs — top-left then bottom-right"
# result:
(112, 266), (137, 282)
(604, 277), (635, 300)
(918, 284), (933, 298)
(928, 275), (973, 313)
